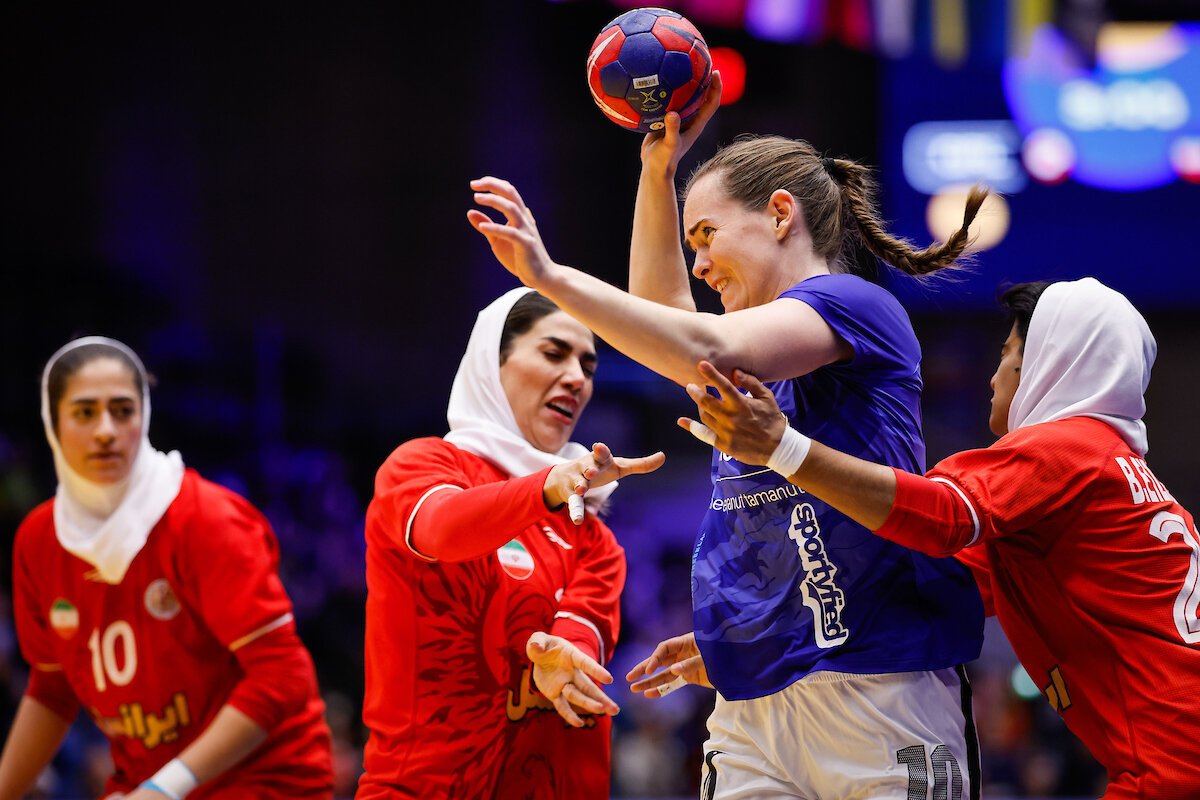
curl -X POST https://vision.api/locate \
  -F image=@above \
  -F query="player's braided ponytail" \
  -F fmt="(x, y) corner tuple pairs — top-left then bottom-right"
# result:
(686, 135), (988, 282)
(832, 157), (988, 277)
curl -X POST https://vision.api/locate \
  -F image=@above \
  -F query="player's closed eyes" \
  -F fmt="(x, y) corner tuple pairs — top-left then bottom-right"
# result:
(543, 349), (596, 379)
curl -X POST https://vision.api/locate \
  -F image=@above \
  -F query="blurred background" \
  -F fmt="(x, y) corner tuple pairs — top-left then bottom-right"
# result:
(2, 0), (1197, 797)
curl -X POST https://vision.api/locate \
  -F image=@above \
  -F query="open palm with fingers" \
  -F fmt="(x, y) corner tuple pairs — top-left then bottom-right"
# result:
(467, 177), (558, 290)
(526, 632), (620, 728)
(626, 631), (712, 698)
(546, 442), (666, 513)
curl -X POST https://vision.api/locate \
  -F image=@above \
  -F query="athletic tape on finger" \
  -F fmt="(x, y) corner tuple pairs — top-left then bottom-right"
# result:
(688, 420), (717, 446)
(568, 494), (585, 524)
(656, 674), (688, 697)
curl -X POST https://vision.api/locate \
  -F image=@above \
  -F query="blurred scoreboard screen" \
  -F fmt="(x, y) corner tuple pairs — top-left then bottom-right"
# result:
(879, 22), (1200, 311)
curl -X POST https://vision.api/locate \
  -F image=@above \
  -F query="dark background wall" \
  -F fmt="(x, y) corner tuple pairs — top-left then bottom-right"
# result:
(2, 2), (1196, 797)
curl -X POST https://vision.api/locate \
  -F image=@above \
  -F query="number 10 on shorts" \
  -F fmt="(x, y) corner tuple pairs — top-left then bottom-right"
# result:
(897, 744), (964, 800)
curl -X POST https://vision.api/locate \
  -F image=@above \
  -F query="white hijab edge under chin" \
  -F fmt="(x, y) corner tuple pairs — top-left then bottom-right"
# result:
(1006, 277), (1153, 456)
(443, 288), (615, 514)
(42, 336), (185, 584)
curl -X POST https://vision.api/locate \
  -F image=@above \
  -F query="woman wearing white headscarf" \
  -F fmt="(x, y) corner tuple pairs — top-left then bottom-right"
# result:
(0, 337), (334, 800)
(673, 277), (1200, 799)
(356, 288), (664, 800)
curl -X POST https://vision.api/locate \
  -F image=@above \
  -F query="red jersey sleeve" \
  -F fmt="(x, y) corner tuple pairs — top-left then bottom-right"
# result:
(371, 438), (564, 563)
(173, 481), (294, 650)
(25, 669), (79, 723)
(12, 507), (81, 722)
(876, 468), (980, 557)
(224, 624), (320, 730)
(549, 517), (626, 664)
(170, 477), (305, 729)
(876, 422), (1107, 557)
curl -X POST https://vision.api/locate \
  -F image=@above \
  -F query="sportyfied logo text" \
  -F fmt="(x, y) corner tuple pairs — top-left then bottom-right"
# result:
(789, 503), (849, 648)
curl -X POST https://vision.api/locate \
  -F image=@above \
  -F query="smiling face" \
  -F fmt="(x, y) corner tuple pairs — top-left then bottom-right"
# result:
(55, 356), (143, 483)
(989, 322), (1025, 436)
(499, 311), (597, 454)
(683, 172), (791, 312)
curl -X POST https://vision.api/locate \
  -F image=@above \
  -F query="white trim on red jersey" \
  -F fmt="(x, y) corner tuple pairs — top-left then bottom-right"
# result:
(229, 612), (294, 652)
(931, 477), (981, 546)
(554, 611), (605, 665)
(405, 485), (462, 562)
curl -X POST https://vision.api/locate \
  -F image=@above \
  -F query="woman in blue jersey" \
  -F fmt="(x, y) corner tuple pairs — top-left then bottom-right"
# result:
(469, 76), (987, 799)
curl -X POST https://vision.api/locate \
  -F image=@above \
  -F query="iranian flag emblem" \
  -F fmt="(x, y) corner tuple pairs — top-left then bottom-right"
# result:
(497, 539), (535, 580)
(49, 598), (79, 640)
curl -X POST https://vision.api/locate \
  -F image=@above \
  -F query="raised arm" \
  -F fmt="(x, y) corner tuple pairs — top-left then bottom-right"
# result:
(628, 74), (722, 310)
(467, 183), (845, 386)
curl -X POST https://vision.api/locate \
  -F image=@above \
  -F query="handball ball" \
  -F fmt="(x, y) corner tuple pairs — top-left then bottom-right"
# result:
(586, 7), (712, 133)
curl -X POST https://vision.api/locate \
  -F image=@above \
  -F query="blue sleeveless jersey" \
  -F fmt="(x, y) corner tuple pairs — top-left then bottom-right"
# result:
(692, 274), (984, 700)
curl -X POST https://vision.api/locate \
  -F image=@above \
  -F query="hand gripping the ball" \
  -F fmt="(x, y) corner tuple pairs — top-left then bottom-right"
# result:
(586, 7), (714, 133)
(640, 71), (723, 175)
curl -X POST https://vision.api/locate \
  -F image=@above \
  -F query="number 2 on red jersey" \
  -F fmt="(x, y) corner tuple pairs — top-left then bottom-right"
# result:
(1149, 511), (1200, 644)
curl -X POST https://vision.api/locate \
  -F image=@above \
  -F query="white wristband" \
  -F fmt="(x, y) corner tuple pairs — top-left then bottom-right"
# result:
(140, 758), (198, 800)
(766, 426), (811, 477)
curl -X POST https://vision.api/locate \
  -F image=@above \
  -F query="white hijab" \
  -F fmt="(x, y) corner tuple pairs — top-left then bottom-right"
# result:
(444, 288), (616, 515)
(1009, 277), (1155, 455)
(42, 336), (186, 584)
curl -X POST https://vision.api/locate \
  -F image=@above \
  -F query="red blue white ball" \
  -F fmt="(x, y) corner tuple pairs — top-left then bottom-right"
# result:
(586, 7), (713, 133)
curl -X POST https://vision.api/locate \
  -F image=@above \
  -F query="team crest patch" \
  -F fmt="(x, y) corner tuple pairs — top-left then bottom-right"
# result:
(497, 539), (535, 580)
(144, 579), (181, 620)
(49, 598), (79, 639)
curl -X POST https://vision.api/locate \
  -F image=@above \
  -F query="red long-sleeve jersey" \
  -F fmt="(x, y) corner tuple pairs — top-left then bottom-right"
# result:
(357, 437), (626, 800)
(878, 417), (1200, 799)
(12, 469), (333, 799)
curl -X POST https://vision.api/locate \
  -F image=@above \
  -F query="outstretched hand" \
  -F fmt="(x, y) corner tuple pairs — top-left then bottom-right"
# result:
(468, 177), (558, 290)
(527, 632), (619, 727)
(640, 71), (723, 174)
(626, 631), (712, 698)
(678, 360), (785, 465)
(545, 443), (666, 524)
